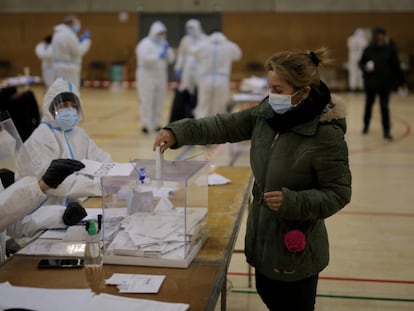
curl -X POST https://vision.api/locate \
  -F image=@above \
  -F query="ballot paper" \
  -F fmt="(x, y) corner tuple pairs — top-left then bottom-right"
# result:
(81, 293), (189, 311)
(0, 282), (94, 311)
(105, 273), (166, 293)
(80, 159), (134, 177)
(208, 173), (231, 185)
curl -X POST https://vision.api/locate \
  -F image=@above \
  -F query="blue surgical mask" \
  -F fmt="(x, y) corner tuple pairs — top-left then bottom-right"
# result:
(268, 90), (302, 114)
(55, 107), (79, 131)
(72, 23), (81, 33)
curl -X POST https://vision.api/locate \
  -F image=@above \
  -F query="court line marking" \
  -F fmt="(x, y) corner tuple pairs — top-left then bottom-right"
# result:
(231, 289), (414, 303)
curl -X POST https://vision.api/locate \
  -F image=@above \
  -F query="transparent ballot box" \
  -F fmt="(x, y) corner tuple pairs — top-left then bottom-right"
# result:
(101, 159), (209, 268)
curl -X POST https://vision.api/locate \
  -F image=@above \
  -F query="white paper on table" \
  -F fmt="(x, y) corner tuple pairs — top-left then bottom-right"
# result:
(0, 282), (94, 311)
(81, 293), (189, 311)
(105, 273), (166, 293)
(79, 159), (134, 177)
(208, 173), (231, 185)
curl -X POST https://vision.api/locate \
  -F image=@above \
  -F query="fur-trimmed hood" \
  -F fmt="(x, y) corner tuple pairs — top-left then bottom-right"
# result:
(319, 94), (347, 123)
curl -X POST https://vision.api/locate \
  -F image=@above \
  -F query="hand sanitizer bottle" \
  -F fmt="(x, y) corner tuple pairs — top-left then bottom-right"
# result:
(84, 219), (103, 268)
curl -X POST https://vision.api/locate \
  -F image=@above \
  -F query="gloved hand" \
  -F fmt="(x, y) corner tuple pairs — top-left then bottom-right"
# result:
(63, 202), (87, 226)
(159, 43), (169, 59)
(41, 159), (85, 189)
(174, 69), (182, 80)
(80, 29), (91, 42)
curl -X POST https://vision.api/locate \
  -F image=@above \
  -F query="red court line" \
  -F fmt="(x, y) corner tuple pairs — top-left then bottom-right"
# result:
(227, 272), (414, 285)
(339, 210), (414, 217)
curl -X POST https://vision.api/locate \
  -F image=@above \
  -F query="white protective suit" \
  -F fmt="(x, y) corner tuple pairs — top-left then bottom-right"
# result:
(12, 78), (111, 237)
(347, 28), (368, 91)
(51, 23), (91, 89)
(35, 40), (54, 88)
(136, 21), (175, 132)
(193, 32), (241, 118)
(174, 19), (207, 94)
(0, 177), (46, 262)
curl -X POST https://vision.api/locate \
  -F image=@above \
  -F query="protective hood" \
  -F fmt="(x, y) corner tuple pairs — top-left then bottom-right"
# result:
(186, 19), (203, 36)
(54, 23), (72, 34)
(209, 32), (227, 44)
(148, 21), (167, 39)
(42, 77), (82, 126)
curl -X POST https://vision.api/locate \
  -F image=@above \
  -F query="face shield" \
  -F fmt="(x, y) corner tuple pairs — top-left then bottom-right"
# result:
(49, 92), (83, 130)
(0, 111), (32, 174)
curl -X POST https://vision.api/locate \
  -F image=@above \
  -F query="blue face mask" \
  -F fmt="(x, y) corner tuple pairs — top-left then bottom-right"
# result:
(268, 89), (302, 114)
(55, 107), (79, 131)
(72, 23), (81, 33)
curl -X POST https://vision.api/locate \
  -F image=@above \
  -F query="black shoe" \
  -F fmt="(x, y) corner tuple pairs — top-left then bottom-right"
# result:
(384, 134), (393, 141)
(141, 127), (148, 134)
(362, 126), (369, 135)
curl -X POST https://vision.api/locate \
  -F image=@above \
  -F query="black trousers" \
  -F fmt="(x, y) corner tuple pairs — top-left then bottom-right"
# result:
(255, 270), (319, 311)
(363, 88), (391, 135)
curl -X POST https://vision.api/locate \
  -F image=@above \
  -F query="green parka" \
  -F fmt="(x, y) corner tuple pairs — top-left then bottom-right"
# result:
(166, 94), (352, 282)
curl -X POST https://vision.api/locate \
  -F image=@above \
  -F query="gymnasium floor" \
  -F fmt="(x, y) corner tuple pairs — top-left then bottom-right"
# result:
(31, 84), (414, 311)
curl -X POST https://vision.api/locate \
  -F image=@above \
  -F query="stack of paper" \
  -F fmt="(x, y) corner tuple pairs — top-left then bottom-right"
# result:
(107, 207), (207, 259)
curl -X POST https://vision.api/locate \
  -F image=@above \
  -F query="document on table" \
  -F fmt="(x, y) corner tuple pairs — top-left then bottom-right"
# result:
(0, 282), (189, 311)
(79, 159), (134, 177)
(0, 282), (94, 311)
(105, 273), (166, 293)
(81, 293), (189, 311)
(17, 239), (85, 257)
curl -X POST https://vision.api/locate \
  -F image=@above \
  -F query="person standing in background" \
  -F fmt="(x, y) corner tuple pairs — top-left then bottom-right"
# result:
(169, 19), (207, 122)
(193, 31), (241, 118)
(359, 26), (407, 140)
(347, 28), (368, 91)
(51, 15), (91, 89)
(35, 34), (54, 89)
(135, 20), (175, 134)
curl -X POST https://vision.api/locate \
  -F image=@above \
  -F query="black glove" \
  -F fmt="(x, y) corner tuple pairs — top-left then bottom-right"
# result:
(41, 159), (85, 189)
(63, 202), (87, 226)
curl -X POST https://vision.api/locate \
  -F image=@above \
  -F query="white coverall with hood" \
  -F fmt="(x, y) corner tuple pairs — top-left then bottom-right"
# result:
(11, 77), (111, 238)
(174, 19), (207, 94)
(51, 23), (91, 89)
(347, 28), (368, 91)
(35, 40), (54, 88)
(0, 177), (46, 262)
(193, 32), (241, 118)
(136, 21), (175, 132)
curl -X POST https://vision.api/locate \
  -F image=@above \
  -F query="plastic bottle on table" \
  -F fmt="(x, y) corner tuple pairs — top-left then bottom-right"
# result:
(84, 219), (103, 268)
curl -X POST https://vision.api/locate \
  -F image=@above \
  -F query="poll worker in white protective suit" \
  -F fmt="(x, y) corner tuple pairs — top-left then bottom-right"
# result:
(347, 28), (368, 91)
(193, 31), (241, 118)
(174, 19), (207, 94)
(136, 20), (175, 134)
(35, 34), (54, 89)
(51, 15), (91, 89)
(0, 159), (85, 262)
(11, 78), (111, 238)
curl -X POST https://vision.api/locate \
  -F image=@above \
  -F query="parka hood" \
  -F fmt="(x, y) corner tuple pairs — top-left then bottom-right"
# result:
(42, 77), (81, 125)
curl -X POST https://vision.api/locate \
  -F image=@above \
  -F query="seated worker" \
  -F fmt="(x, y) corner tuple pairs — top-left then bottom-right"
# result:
(0, 159), (86, 262)
(11, 77), (111, 238)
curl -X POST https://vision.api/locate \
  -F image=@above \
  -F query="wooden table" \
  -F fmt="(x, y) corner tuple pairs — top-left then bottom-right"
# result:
(0, 166), (253, 311)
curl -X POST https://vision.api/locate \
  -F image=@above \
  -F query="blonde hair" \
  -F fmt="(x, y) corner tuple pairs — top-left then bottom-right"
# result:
(264, 47), (332, 89)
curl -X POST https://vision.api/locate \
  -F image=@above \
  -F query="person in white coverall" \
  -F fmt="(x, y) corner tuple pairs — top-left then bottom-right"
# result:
(174, 19), (206, 95)
(0, 159), (85, 262)
(136, 20), (175, 134)
(193, 31), (241, 118)
(51, 15), (91, 89)
(35, 34), (54, 89)
(347, 28), (368, 91)
(11, 77), (111, 238)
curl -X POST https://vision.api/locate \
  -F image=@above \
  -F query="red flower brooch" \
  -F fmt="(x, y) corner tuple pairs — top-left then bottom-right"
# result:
(284, 229), (306, 253)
